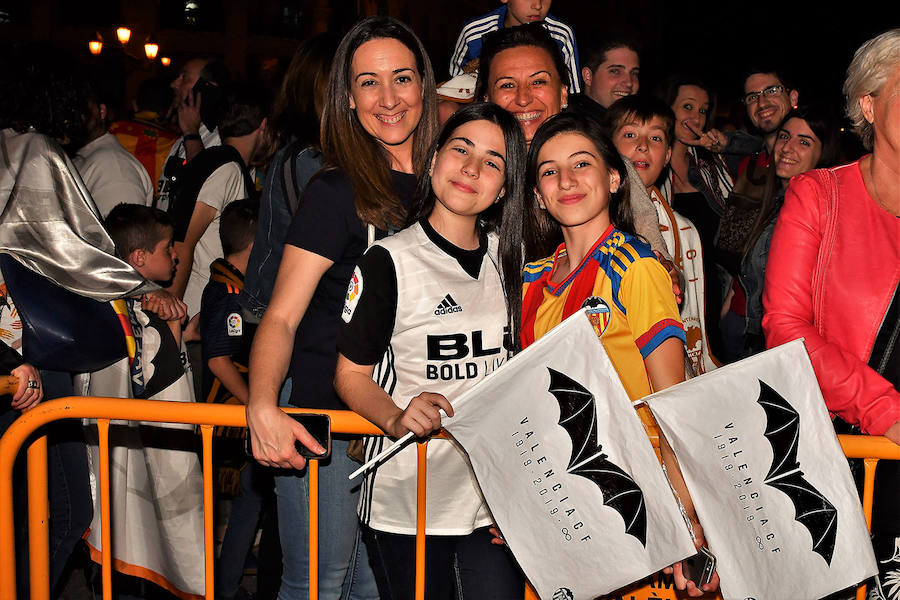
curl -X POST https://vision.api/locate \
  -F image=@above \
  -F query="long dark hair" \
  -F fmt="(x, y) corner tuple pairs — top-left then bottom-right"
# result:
(523, 112), (634, 261)
(743, 104), (840, 257)
(408, 102), (527, 351)
(321, 17), (439, 230)
(270, 33), (340, 149)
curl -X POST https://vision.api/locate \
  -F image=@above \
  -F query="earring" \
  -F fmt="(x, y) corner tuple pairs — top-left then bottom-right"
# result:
(610, 175), (620, 194)
(561, 103), (568, 110)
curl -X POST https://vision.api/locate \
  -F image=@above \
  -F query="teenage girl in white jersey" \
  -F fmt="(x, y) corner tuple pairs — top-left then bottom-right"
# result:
(334, 102), (526, 600)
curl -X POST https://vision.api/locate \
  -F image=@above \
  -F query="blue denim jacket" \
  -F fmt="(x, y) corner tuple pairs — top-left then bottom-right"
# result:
(239, 143), (323, 319)
(740, 189), (785, 339)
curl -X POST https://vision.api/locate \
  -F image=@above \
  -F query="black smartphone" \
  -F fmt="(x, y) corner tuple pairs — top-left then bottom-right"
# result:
(290, 413), (331, 459)
(682, 546), (716, 587)
(191, 77), (222, 130)
(244, 413), (331, 461)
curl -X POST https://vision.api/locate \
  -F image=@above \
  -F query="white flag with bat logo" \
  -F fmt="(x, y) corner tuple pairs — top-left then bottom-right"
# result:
(647, 340), (877, 600)
(442, 311), (695, 599)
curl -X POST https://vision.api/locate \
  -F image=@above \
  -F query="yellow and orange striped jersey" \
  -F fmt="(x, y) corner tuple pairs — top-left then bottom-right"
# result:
(522, 225), (684, 433)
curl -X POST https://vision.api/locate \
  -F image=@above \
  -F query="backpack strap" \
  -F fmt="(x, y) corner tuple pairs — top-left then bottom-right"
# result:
(280, 140), (304, 216)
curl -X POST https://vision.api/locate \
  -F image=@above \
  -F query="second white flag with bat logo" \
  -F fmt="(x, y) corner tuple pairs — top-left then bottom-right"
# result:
(647, 339), (877, 600)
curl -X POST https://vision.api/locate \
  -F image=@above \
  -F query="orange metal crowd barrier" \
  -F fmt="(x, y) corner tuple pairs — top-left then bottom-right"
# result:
(1, 393), (898, 600)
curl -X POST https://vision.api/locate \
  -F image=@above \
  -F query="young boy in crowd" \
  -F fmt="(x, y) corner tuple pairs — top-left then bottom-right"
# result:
(606, 96), (718, 376)
(199, 198), (257, 409)
(97, 203), (205, 597)
(198, 198), (278, 599)
(105, 203), (189, 395)
(449, 0), (580, 92)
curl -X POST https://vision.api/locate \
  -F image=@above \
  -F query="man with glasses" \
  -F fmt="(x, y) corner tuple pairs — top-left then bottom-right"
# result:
(689, 69), (798, 363)
(738, 71), (798, 171)
(699, 68), (799, 175)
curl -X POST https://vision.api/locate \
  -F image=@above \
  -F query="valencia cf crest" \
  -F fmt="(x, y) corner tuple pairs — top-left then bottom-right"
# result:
(581, 297), (611, 336)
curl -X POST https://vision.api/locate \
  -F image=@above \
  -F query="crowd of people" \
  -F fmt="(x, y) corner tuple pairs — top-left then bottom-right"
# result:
(0, 3), (898, 599)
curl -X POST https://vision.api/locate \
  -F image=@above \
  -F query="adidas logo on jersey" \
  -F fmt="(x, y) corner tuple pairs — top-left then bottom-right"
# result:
(434, 294), (463, 316)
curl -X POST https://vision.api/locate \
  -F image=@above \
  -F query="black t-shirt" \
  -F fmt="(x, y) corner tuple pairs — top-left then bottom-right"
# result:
(337, 219), (488, 366)
(283, 168), (417, 409)
(673, 191), (720, 255)
(566, 94), (608, 129)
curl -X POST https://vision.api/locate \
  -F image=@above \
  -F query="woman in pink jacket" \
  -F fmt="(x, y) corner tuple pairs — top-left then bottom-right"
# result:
(762, 29), (900, 599)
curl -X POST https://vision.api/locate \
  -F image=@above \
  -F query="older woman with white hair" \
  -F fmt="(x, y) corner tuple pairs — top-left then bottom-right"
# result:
(762, 28), (900, 598)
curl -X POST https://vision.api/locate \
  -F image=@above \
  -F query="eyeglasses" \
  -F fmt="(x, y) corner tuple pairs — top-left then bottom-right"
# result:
(743, 85), (785, 105)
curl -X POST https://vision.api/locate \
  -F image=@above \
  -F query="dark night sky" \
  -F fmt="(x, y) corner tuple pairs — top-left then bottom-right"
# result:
(415, 1), (899, 128)
(6, 0), (895, 130)
(554, 2), (895, 108)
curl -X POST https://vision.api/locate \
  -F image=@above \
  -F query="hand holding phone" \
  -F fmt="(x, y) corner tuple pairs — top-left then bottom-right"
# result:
(245, 412), (331, 461)
(191, 77), (222, 130)
(681, 546), (716, 588)
(289, 413), (331, 459)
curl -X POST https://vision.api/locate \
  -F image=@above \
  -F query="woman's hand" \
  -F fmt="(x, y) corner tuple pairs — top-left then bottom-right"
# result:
(667, 520), (720, 596)
(246, 247), (335, 469)
(681, 124), (728, 153)
(488, 525), (506, 546)
(245, 401), (325, 470)
(384, 392), (454, 439)
(10, 363), (43, 411)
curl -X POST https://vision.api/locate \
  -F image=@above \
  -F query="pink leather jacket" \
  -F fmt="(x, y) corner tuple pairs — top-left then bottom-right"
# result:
(762, 160), (900, 436)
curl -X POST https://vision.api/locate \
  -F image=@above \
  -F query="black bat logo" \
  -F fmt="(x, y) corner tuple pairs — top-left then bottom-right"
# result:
(756, 380), (837, 565)
(547, 367), (647, 546)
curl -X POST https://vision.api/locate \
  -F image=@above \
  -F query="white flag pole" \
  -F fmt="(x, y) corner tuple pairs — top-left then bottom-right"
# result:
(348, 409), (448, 480)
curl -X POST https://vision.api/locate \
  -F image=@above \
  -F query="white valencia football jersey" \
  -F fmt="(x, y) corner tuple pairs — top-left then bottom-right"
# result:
(355, 223), (508, 535)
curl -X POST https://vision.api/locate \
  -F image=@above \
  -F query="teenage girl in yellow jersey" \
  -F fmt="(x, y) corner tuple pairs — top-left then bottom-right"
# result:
(517, 113), (719, 596)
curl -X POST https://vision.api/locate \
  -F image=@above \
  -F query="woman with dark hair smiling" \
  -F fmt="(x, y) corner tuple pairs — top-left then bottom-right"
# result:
(655, 75), (736, 361)
(739, 105), (839, 355)
(474, 22), (570, 147)
(245, 16), (438, 599)
(476, 23), (673, 278)
(655, 75), (733, 249)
